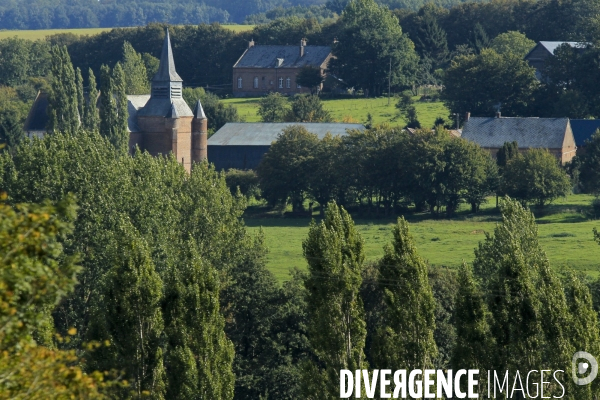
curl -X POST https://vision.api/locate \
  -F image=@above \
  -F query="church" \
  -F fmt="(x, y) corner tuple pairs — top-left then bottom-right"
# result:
(24, 29), (207, 173)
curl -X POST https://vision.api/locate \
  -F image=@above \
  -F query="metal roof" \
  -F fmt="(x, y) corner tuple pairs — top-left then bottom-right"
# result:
(208, 123), (365, 146)
(233, 45), (331, 69)
(569, 119), (600, 146)
(462, 117), (571, 149)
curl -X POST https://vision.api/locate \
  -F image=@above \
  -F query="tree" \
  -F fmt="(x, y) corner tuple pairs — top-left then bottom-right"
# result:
(470, 23), (490, 54)
(578, 130), (600, 195)
(371, 218), (437, 371)
(331, 0), (419, 95)
(47, 45), (79, 135)
(258, 92), (289, 122)
(302, 202), (367, 398)
(414, 8), (450, 71)
(183, 87), (243, 134)
(452, 263), (493, 394)
(256, 125), (319, 211)
(287, 94), (331, 122)
(99, 65), (116, 142)
(75, 67), (85, 124)
(296, 66), (324, 94)
(490, 31), (536, 58)
(112, 63), (129, 153)
(501, 149), (571, 207)
(496, 140), (519, 170)
(84, 68), (100, 132)
(0, 111), (24, 154)
(442, 49), (538, 117)
(87, 219), (165, 398)
(122, 41), (150, 95)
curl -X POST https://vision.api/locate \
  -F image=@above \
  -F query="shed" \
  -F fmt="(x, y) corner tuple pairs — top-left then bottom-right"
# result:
(208, 122), (365, 170)
(461, 116), (576, 164)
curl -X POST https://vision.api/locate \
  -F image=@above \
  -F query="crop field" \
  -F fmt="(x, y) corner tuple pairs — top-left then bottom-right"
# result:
(223, 96), (449, 128)
(244, 194), (600, 282)
(0, 24), (254, 41)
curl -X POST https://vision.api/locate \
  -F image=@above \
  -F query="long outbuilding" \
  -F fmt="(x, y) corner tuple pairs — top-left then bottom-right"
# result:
(207, 122), (365, 170)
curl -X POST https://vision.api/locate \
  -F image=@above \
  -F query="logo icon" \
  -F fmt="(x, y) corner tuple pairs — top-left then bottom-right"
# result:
(572, 351), (598, 385)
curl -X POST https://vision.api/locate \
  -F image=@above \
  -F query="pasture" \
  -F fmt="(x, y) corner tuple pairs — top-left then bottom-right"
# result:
(0, 24), (254, 41)
(223, 96), (449, 128)
(244, 194), (600, 282)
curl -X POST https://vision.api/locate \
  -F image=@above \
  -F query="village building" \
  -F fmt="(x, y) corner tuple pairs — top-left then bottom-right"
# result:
(461, 113), (576, 164)
(232, 40), (332, 97)
(207, 122), (364, 170)
(23, 29), (207, 173)
(524, 41), (588, 79)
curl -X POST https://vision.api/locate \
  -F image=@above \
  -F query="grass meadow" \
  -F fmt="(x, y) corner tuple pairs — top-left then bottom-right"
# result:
(0, 24), (254, 41)
(244, 194), (600, 282)
(222, 96), (449, 128)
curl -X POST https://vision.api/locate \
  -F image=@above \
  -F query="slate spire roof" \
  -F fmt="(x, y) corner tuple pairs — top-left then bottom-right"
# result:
(153, 28), (183, 83)
(193, 100), (206, 119)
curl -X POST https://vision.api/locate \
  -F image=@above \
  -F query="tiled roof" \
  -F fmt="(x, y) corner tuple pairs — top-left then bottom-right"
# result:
(569, 119), (600, 146)
(208, 122), (364, 146)
(234, 45), (331, 69)
(462, 117), (570, 149)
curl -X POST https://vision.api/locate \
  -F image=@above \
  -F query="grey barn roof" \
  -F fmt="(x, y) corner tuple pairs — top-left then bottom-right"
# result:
(462, 117), (571, 149)
(233, 45), (331, 69)
(538, 41), (587, 54)
(208, 123), (365, 146)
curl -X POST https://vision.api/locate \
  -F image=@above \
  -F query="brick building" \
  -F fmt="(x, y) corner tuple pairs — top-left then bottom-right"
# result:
(461, 113), (577, 164)
(24, 29), (208, 173)
(232, 40), (332, 97)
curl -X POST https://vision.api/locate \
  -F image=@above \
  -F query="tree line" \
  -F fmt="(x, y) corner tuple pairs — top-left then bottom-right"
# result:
(254, 125), (571, 216)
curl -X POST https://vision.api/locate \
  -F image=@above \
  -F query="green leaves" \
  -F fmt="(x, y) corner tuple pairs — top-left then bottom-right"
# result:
(48, 45), (79, 135)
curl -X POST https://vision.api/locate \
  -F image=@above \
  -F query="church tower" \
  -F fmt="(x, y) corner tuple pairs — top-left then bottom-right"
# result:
(136, 28), (204, 172)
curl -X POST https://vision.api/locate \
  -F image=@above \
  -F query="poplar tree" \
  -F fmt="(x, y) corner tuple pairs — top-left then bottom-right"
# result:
(473, 198), (572, 396)
(302, 201), (367, 398)
(452, 262), (493, 393)
(162, 242), (235, 400)
(99, 64), (127, 152)
(87, 220), (166, 399)
(84, 68), (100, 132)
(113, 63), (129, 154)
(75, 67), (84, 125)
(99, 65), (115, 140)
(371, 217), (437, 371)
(122, 41), (150, 95)
(47, 46), (79, 135)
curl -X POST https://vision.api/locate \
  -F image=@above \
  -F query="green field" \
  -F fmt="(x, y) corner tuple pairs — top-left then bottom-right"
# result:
(0, 24), (254, 41)
(244, 195), (600, 281)
(223, 96), (449, 128)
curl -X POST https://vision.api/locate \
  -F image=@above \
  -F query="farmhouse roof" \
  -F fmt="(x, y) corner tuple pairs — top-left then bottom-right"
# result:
(23, 91), (49, 133)
(524, 41), (588, 59)
(233, 45), (331, 69)
(208, 123), (364, 146)
(153, 28), (182, 82)
(461, 117), (571, 149)
(569, 119), (600, 146)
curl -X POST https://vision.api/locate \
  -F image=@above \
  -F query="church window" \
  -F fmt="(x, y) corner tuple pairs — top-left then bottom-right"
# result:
(278, 77), (283, 88)
(254, 77), (259, 88)
(286, 77), (291, 88)
(237, 77), (242, 88)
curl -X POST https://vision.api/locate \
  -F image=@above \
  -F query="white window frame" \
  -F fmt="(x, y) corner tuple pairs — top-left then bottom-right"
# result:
(237, 77), (242, 89)
(286, 77), (291, 88)
(253, 77), (258, 88)
(278, 77), (283, 88)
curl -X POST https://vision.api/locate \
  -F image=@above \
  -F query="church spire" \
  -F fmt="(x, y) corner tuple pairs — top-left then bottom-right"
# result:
(153, 28), (183, 83)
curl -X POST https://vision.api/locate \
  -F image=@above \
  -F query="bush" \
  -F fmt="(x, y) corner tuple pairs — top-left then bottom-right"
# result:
(224, 169), (260, 199)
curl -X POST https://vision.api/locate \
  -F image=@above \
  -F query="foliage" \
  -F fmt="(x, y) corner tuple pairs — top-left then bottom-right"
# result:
(286, 94), (331, 122)
(48, 45), (79, 135)
(0, 111), (25, 154)
(112, 63), (129, 153)
(296, 66), (324, 94)
(302, 202), (367, 398)
(224, 169), (260, 198)
(395, 92), (420, 128)
(0, 37), (50, 87)
(83, 68), (100, 132)
(258, 92), (289, 122)
(183, 87), (242, 133)
(577, 130), (600, 195)
(331, 0), (419, 94)
(99, 65), (117, 145)
(490, 31), (536, 58)
(501, 149), (572, 207)
(121, 41), (150, 95)
(496, 140), (518, 170)
(371, 218), (437, 371)
(442, 49), (538, 117)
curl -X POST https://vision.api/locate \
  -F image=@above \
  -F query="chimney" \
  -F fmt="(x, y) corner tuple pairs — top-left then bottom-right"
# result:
(496, 111), (501, 118)
(300, 38), (306, 57)
(465, 112), (470, 122)
(248, 39), (255, 49)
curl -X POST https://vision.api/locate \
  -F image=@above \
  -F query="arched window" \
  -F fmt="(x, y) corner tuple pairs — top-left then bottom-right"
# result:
(286, 77), (291, 88)
(254, 77), (259, 88)
(278, 77), (283, 88)
(237, 77), (242, 88)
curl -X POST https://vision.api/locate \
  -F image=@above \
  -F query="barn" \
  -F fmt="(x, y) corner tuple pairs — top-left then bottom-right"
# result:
(207, 122), (365, 170)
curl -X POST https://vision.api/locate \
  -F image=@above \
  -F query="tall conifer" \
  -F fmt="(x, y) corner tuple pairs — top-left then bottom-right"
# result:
(302, 201), (367, 398)
(371, 217), (437, 371)
(84, 68), (100, 132)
